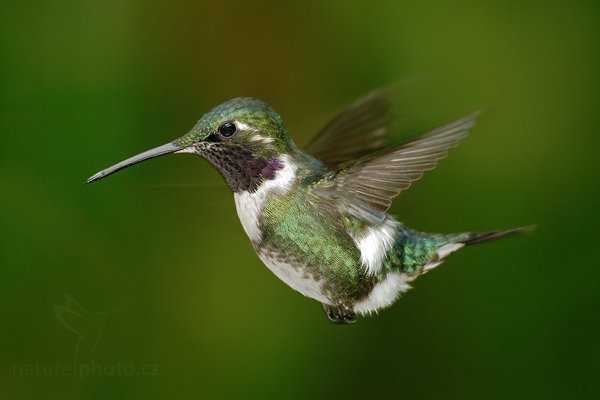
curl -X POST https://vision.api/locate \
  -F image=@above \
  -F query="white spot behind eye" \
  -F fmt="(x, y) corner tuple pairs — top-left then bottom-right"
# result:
(235, 121), (274, 144)
(249, 134), (274, 144)
(235, 121), (256, 132)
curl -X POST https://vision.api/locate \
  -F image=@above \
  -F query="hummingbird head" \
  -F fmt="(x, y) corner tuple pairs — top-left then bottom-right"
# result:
(87, 98), (297, 193)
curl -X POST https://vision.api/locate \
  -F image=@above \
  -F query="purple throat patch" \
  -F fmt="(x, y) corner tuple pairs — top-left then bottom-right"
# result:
(200, 145), (285, 193)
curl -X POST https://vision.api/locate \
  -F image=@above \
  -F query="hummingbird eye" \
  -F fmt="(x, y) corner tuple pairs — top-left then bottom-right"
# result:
(218, 122), (237, 138)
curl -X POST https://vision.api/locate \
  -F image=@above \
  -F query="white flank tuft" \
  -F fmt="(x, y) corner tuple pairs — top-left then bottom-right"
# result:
(354, 272), (410, 315)
(234, 155), (297, 243)
(353, 218), (400, 276)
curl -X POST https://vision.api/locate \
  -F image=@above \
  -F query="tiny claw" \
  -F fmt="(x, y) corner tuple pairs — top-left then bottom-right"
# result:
(322, 303), (356, 325)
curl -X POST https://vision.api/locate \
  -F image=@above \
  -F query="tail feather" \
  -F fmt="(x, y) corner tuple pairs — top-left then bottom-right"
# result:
(461, 225), (535, 245)
(395, 225), (534, 277)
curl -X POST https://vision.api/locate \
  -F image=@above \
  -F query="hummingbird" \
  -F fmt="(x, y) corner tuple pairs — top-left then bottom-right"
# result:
(87, 89), (529, 324)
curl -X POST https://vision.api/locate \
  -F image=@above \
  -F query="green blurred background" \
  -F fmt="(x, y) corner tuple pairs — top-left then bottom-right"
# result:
(1, 0), (599, 398)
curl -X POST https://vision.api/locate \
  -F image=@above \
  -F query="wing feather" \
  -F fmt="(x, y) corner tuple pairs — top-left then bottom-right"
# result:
(312, 113), (480, 223)
(304, 89), (393, 169)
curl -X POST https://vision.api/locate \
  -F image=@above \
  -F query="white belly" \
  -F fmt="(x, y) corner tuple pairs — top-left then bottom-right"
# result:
(231, 156), (331, 303)
(257, 250), (332, 305)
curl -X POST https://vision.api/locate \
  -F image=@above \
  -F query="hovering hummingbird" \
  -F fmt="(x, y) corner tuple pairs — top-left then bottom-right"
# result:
(87, 89), (528, 324)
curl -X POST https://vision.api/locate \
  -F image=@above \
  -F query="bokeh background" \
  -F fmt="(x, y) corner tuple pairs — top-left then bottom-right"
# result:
(1, 0), (599, 399)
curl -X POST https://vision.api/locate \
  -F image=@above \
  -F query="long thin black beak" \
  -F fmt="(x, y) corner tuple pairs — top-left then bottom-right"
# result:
(86, 142), (183, 184)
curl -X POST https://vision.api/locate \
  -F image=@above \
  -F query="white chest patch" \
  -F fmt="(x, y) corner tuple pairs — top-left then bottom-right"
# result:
(233, 155), (297, 243)
(257, 251), (331, 304)
(352, 218), (400, 276)
(354, 272), (410, 315)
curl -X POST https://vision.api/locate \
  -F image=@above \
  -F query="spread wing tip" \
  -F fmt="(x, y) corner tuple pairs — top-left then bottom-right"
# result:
(312, 110), (483, 223)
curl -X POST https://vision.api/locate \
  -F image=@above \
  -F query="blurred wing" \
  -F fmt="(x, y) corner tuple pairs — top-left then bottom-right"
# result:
(304, 89), (393, 169)
(313, 113), (480, 223)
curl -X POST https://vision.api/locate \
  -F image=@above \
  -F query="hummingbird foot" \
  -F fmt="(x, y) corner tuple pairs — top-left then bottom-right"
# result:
(322, 303), (356, 325)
